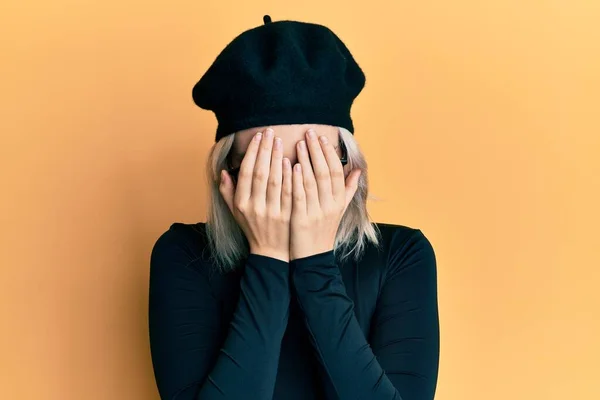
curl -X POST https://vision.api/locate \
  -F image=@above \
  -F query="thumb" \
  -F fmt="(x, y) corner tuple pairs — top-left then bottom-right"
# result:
(219, 170), (234, 211)
(344, 168), (362, 209)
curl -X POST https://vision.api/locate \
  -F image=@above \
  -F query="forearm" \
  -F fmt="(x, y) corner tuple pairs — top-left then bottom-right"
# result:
(291, 251), (400, 399)
(195, 253), (291, 400)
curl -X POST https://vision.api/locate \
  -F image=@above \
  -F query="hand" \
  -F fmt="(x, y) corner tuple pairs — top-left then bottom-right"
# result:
(289, 128), (362, 261)
(219, 128), (293, 263)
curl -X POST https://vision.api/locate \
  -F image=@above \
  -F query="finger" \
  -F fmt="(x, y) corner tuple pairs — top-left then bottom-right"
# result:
(305, 129), (333, 206)
(267, 136), (283, 213)
(251, 128), (275, 204)
(235, 131), (263, 205)
(319, 134), (346, 204)
(281, 157), (293, 217)
(292, 163), (307, 217)
(296, 139), (319, 215)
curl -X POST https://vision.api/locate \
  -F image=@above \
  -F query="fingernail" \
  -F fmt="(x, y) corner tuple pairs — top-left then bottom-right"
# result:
(307, 129), (316, 139)
(319, 135), (328, 144)
(255, 132), (262, 141)
(265, 128), (273, 138)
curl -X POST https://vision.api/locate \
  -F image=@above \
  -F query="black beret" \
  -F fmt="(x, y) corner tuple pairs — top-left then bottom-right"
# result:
(192, 15), (366, 142)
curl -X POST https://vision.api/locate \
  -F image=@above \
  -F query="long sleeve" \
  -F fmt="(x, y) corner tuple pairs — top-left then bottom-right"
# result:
(290, 229), (440, 400)
(148, 226), (291, 400)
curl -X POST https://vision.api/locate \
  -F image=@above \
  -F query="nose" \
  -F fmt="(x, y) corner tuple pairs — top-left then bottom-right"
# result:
(282, 142), (302, 166)
(285, 155), (299, 166)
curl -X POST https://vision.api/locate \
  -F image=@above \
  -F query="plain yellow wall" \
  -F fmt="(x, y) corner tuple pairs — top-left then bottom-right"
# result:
(1, 1), (599, 399)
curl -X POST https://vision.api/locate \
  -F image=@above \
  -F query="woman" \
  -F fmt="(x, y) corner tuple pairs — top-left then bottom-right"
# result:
(148, 15), (440, 400)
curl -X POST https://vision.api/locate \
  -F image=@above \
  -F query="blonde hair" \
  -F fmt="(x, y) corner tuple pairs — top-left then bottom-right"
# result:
(204, 126), (383, 273)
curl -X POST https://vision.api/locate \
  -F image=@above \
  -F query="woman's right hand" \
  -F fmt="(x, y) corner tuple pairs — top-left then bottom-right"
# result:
(219, 128), (293, 263)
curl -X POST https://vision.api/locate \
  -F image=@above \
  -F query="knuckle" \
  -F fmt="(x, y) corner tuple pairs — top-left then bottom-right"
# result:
(266, 209), (280, 219)
(294, 219), (310, 229)
(238, 169), (251, 180)
(253, 168), (267, 180)
(314, 170), (329, 180)
(234, 201), (246, 213)
(293, 192), (304, 202)
(280, 210), (291, 219)
(330, 166), (344, 177)
(251, 204), (266, 216)
(268, 177), (280, 188)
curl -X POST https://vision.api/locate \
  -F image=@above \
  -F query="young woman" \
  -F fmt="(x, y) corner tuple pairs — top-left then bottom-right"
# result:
(148, 15), (440, 400)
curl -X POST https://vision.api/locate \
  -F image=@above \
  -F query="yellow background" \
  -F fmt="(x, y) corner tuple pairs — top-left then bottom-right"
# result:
(1, 1), (599, 399)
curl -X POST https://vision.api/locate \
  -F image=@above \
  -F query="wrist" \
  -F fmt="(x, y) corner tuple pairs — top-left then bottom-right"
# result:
(250, 247), (290, 263)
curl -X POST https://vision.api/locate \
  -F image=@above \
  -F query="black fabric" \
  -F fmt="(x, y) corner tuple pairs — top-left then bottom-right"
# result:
(148, 222), (440, 400)
(191, 15), (366, 142)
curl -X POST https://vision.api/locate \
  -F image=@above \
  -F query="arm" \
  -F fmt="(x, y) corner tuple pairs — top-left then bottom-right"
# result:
(290, 229), (440, 400)
(149, 226), (291, 400)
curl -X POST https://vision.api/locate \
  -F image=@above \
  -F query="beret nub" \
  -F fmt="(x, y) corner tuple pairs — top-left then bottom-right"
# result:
(192, 15), (366, 142)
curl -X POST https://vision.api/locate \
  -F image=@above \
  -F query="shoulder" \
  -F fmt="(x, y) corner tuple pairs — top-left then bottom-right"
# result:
(373, 222), (434, 251)
(372, 222), (437, 278)
(150, 221), (211, 274)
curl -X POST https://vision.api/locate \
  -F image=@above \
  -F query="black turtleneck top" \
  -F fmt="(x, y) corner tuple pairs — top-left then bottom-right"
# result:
(148, 221), (440, 400)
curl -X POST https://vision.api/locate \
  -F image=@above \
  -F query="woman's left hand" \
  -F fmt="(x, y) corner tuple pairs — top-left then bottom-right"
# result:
(289, 128), (362, 261)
